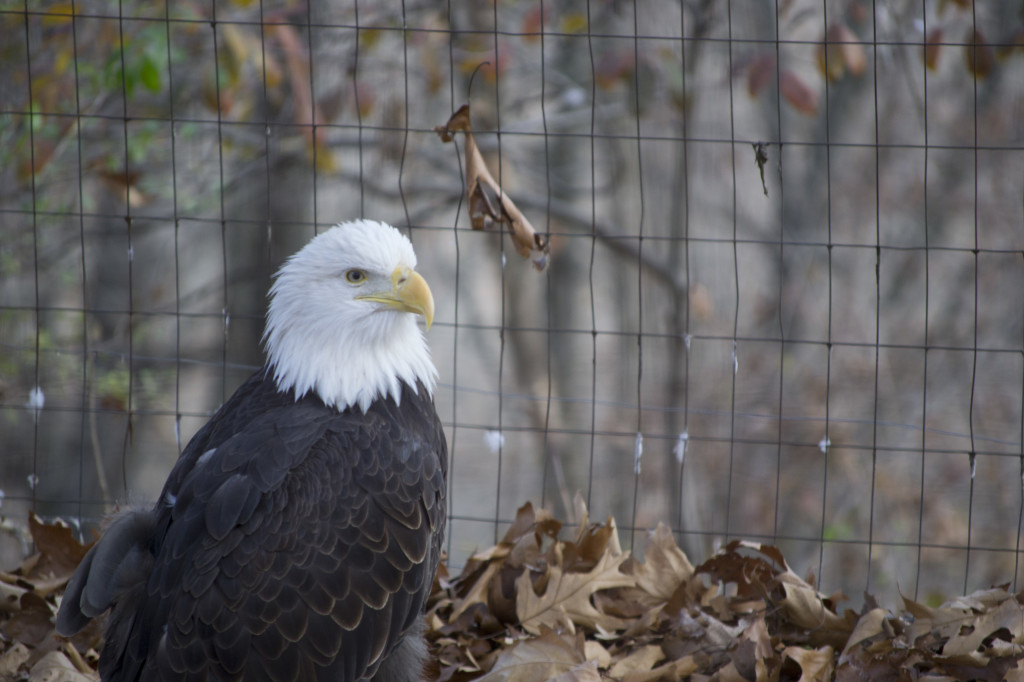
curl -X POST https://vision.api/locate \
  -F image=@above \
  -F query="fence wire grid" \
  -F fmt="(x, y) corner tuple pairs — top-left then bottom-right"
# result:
(2, 1), (1024, 607)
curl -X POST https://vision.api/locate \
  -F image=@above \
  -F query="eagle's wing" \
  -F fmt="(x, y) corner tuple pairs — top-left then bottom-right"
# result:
(60, 380), (446, 682)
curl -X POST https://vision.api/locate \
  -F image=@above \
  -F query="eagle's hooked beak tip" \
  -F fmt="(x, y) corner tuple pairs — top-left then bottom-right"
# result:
(392, 267), (434, 331)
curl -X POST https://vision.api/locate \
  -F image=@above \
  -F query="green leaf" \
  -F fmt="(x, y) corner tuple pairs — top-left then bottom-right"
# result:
(139, 55), (161, 92)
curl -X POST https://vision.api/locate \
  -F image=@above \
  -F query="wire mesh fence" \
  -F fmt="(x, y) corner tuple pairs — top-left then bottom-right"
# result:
(2, 0), (1023, 608)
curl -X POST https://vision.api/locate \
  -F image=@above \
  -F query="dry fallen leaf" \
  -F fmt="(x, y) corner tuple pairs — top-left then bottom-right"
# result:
(449, 502), (559, 622)
(901, 591), (975, 643)
(28, 650), (97, 682)
(726, 616), (779, 682)
(607, 644), (663, 678)
(0, 642), (30, 678)
(783, 645), (834, 682)
(695, 540), (779, 601)
(516, 542), (634, 635)
(547, 661), (600, 682)
(779, 580), (850, 641)
(435, 104), (550, 270)
(622, 654), (699, 682)
(838, 607), (887, 660)
(477, 628), (589, 682)
(940, 594), (1024, 660)
(582, 639), (611, 669)
(26, 513), (92, 588)
(627, 523), (694, 603)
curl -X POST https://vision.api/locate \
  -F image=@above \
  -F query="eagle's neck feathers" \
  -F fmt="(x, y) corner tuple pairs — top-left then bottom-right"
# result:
(264, 303), (436, 413)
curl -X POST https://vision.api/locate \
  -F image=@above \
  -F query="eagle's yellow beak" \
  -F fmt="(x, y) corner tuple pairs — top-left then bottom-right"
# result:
(392, 267), (434, 330)
(357, 267), (434, 330)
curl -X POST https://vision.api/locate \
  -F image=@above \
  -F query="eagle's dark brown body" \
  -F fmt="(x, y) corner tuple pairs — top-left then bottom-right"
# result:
(58, 372), (446, 682)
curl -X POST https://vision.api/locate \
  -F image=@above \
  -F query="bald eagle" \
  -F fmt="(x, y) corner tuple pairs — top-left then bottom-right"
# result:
(56, 220), (447, 682)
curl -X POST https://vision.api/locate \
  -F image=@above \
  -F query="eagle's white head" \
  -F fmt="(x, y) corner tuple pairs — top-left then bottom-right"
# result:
(263, 220), (437, 412)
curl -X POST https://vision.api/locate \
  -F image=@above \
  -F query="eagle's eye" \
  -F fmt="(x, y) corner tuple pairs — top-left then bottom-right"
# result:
(345, 269), (367, 284)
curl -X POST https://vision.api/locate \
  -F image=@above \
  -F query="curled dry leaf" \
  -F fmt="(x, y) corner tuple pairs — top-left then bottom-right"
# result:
(779, 580), (850, 643)
(435, 104), (550, 270)
(627, 523), (694, 602)
(900, 591), (971, 643)
(783, 644), (834, 682)
(838, 607), (887, 660)
(449, 502), (558, 622)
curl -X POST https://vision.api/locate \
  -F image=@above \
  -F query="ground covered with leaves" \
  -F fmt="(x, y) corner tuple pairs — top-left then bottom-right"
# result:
(2, 501), (1023, 681)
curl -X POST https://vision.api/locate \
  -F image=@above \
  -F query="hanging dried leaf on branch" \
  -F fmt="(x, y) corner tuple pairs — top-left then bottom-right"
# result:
(435, 104), (550, 271)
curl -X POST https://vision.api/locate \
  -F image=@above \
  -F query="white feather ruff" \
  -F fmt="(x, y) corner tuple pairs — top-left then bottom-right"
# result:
(262, 220), (437, 412)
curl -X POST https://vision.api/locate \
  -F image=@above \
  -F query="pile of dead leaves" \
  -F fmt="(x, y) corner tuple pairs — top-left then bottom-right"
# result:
(1, 504), (1023, 681)
(424, 497), (1024, 681)
(0, 514), (97, 681)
